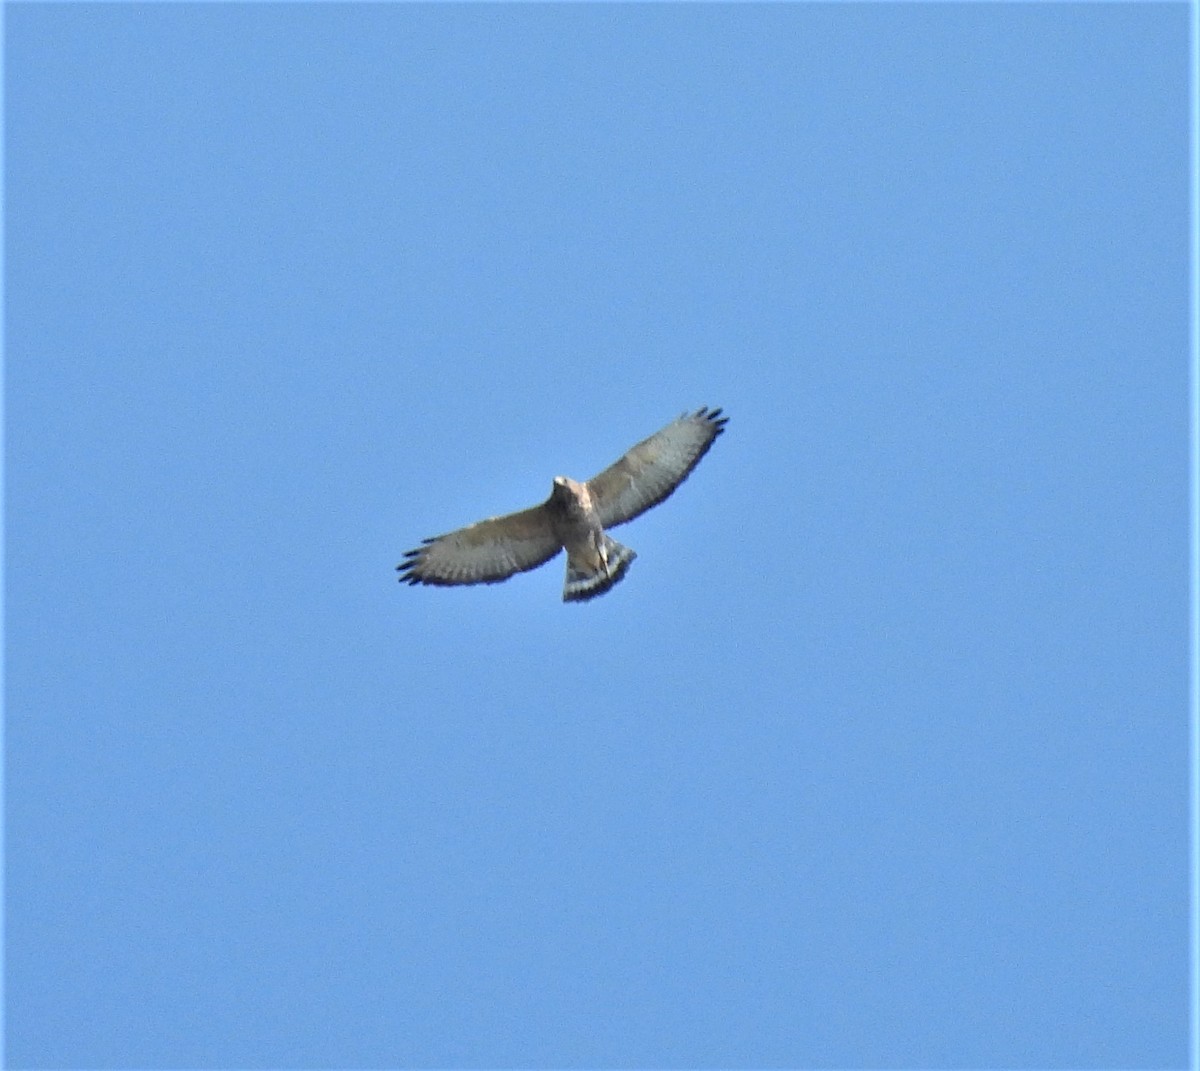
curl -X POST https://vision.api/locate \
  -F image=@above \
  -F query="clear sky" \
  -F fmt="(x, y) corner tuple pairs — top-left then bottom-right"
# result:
(5, 3), (1189, 1067)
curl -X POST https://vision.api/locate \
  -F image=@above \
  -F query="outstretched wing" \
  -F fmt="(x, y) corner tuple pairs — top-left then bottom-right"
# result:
(586, 407), (728, 529)
(397, 503), (562, 587)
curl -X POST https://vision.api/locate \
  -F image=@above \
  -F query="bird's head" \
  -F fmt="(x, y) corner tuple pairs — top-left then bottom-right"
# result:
(551, 475), (583, 504)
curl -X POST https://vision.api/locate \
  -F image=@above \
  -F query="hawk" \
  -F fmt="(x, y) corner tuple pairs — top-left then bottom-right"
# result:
(397, 407), (728, 602)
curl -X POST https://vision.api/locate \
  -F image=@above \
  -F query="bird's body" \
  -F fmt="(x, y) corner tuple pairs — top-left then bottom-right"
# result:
(397, 407), (727, 602)
(546, 476), (638, 601)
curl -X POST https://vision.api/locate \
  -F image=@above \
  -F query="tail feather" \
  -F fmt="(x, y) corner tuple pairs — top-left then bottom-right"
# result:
(563, 535), (636, 603)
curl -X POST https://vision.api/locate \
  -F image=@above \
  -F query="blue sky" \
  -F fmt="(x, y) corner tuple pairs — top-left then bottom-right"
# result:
(5, 3), (1189, 1067)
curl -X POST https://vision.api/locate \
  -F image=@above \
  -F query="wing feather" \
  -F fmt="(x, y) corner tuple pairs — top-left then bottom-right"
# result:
(587, 407), (728, 529)
(397, 503), (562, 587)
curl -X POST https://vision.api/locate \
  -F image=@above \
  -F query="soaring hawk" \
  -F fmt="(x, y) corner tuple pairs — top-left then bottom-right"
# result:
(397, 407), (728, 602)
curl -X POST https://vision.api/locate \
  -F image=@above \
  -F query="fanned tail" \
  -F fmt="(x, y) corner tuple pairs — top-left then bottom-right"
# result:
(563, 535), (637, 603)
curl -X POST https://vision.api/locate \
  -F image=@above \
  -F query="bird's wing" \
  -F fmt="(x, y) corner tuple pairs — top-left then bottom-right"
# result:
(586, 407), (728, 529)
(397, 502), (562, 587)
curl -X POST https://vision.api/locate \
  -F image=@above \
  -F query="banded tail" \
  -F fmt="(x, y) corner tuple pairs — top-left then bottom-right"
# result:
(563, 534), (637, 603)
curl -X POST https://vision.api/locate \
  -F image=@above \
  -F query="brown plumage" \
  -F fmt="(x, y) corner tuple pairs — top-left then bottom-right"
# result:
(397, 407), (728, 602)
